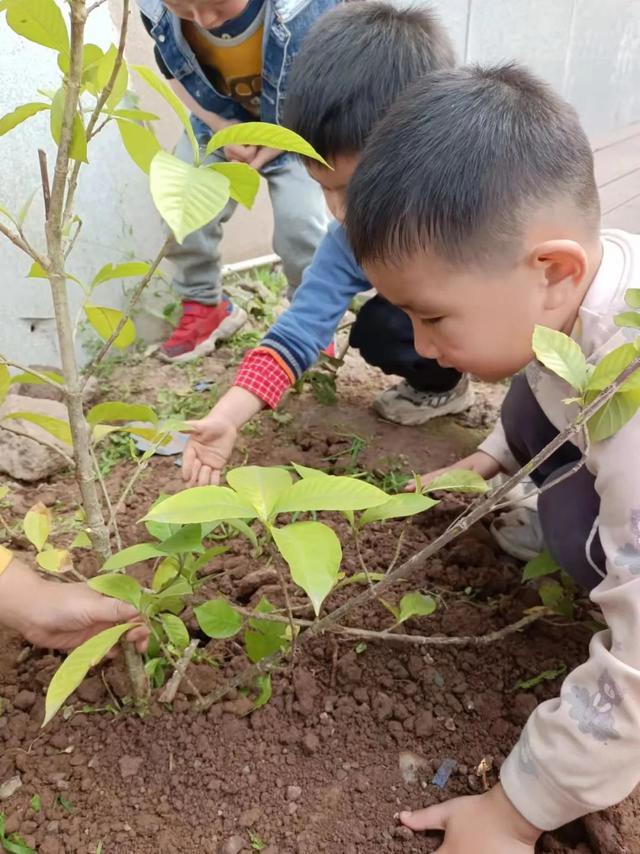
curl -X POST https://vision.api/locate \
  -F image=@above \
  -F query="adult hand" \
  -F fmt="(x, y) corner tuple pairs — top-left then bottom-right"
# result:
(224, 143), (259, 163)
(248, 146), (282, 171)
(406, 449), (503, 492)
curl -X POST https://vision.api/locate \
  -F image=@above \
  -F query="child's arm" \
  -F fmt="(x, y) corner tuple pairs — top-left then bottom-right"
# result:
(182, 225), (370, 486)
(0, 547), (148, 651)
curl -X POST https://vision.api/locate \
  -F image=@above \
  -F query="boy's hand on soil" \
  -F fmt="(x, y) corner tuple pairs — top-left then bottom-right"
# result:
(405, 450), (503, 492)
(224, 143), (258, 164)
(182, 416), (238, 487)
(400, 785), (540, 853)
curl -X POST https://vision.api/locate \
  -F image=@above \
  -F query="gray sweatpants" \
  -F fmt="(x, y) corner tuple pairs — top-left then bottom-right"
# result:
(166, 131), (329, 305)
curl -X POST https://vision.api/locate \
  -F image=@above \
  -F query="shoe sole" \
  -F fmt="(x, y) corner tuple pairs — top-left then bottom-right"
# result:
(490, 520), (541, 562)
(157, 307), (249, 364)
(373, 386), (475, 426)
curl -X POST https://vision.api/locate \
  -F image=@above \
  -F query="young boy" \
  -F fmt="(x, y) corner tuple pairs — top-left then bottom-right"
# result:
(181, 1), (470, 487)
(345, 65), (640, 852)
(138, 0), (336, 362)
(0, 546), (148, 651)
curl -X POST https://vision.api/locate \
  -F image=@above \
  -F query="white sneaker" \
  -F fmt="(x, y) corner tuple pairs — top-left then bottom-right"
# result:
(373, 375), (474, 426)
(491, 505), (545, 562)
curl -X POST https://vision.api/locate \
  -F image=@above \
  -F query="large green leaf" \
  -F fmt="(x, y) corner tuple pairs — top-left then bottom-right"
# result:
(244, 596), (289, 663)
(625, 289), (640, 309)
(532, 325), (589, 391)
(226, 466), (292, 520)
(50, 87), (87, 163)
(195, 598), (242, 638)
(0, 365), (10, 405)
(10, 369), (64, 386)
(614, 311), (640, 331)
(6, 0), (69, 54)
(84, 304), (136, 349)
(587, 389), (640, 442)
(291, 463), (328, 479)
(150, 151), (230, 244)
(88, 573), (142, 607)
(274, 474), (388, 514)
(359, 492), (437, 526)
(92, 261), (151, 288)
(3, 410), (72, 445)
(398, 591), (437, 623)
(132, 65), (198, 158)
(111, 108), (160, 122)
(522, 550), (561, 582)
(87, 401), (158, 427)
(0, 102), (49, 136)
(36, 547), (72, 573)
(23, 502), (51, 550)
(209, 162), (260, 209)
(102, 542), (164, 571)
(271, 521), (341, 615)
(160, 613), (190, 650)
(585, 344), (640, 392)
(117, 119), (161, 174)
(143, 485), (255, 525)
(43, 623), (134, 725)
(423, 469), (489, 494)
(205, 121), (327, 165)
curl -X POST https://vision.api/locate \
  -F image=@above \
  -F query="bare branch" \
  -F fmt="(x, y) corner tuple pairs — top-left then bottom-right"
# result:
(0, 220), (47, 268)
(38, 149), (51, 218)
(159, 639), (200, 703)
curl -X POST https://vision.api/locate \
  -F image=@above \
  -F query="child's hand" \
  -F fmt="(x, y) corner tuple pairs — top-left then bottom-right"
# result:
(224, 143), (259, 164)
(248, 147), (282, 171)
(182, 415), (238, 487)
(400, 785), (540, 853)
(405, 450), (503, 492)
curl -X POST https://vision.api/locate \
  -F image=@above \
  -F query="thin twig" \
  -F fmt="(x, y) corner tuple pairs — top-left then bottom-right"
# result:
(0, 422), (75, 468)
(353, 527), (376, 591)
(87, 0), (109, 11)
(38, 150), (51, 219)
(108, 456), (150, 532)
(64, 217), (82, 260)
(0, 358), (67, 393)
(82, 236), (171, 382)
(197, 353), (640, 710)
(274, 557), (297, 666)
(159, 639), (200, 703)
(90, 446), (121, 551)
(387, 520), (409, 574)
(62, 0), (130, 228)
(0, 220), (47, 268)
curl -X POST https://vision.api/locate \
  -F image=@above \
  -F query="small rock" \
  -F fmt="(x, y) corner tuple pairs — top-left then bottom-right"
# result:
(414, 709), (434, 738)
(398, 751), (429, 785)
(118, 755), (144, 779)
(220, 835), (246, 854)
(0, 775), (22, 800)
(0, 395), (72, 481)
(287, 802), (298, 815)
(444, 717), (456, 732)
(76, 676), (104, 705)
(302, 731), (320, 755)
(236, 567), (278, 599)
(373, 692), (393, 722)
(13, 690), (36, 712)
(238, 806), (262, 828)
(287, 785), (302, 802)
(293, 669), (319, 717)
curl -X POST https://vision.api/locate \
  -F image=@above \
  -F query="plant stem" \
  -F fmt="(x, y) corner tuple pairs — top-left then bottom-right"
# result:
(158, 638), (200, 704)
(0, 358), (68, 393)
(90, 446), (122, 551)
(0, 220), (47, 268)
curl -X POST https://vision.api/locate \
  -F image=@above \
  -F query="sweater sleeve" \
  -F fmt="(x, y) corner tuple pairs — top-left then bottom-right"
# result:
(501, 411), (640, 830)
(258, 224), (370, 379)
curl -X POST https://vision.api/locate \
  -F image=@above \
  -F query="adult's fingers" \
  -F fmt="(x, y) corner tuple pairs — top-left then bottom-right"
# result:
(399, 802), (449, 832)
(198, 464), (214, 487)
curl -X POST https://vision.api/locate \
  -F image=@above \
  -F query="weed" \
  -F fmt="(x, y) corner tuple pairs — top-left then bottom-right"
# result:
(155, 385), (219, 421)
(249, 832), (266, 851)
(514, 665), (566, 692)
(98, 432), (141, 477)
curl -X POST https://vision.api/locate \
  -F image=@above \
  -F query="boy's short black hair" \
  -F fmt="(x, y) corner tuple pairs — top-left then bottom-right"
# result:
(345, 64), (601, 268)
(283, 1), (455, 161)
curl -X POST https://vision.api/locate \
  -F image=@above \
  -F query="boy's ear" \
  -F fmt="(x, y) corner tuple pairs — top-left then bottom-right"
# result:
(528, 239), (588, 309)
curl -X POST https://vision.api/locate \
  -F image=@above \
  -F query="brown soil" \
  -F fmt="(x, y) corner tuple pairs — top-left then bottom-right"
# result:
(0, 350), (637, 854)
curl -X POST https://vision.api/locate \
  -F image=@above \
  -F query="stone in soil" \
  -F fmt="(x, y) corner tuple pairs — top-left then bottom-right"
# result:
(0, 395), (72, 481)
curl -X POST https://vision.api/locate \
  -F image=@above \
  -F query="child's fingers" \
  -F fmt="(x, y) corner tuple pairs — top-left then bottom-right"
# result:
(198, 464), (213, 487)
(182, 443), (197, 483)
(188, 458), (202, 489)
(399, 803), (448, 832)
(403, 478), (418, 493)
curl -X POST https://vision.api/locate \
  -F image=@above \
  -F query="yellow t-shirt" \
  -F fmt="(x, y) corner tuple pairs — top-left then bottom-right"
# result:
(183, 10), (264, 116)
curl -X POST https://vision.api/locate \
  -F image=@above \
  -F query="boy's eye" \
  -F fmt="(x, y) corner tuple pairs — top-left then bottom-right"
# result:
(421, 316), (444, 325)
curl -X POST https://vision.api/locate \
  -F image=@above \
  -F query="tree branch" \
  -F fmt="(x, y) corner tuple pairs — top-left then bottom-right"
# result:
(159, 639), (200, 704)
(0, 220), (47, 268)
(0, 358), (68, 393)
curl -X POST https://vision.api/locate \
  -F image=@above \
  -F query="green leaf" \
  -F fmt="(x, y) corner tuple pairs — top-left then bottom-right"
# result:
(250, 673), (272, 711)
(274, 474), (388, 514)
(58, 42), (103, 89)
(6, 0), (69, 54)
(30, 794), (41, 813)
(205, 121), (328, 166)
(227, 518), (258, 549)
(43, 623), (134, 726)
(291, 463), (328, 479)
(92, 261), (151, 287)
(0, 826), (37, 854)
(143, 485), (255, 525)
(625, 289), (640, 309)
(209, 162), (260, 209)
(102, 543), (164, 571)
(586, 343), (640, 392)
(84, 304), (136, 349)
(244, 597), (288, 663)
(70, 531), (91, 549)
(0, 365), (10, 405)
(88, 573), (142, 607)
(23, 502), (51, 550)
(10, 369), (64, 386)
(271, 521), (341, 616)
(0, 102), (49, 136)
(515, 665), (566, 692)
(614, 311), (640, 330)
(358, 492), (437, 526)
(3, 410), (72, 445)
(0, 486), (9, 502)
(532, 325), (589, 391)
(152, 557), (179, 591)
(36, 548), (72, 573)
(160, 614), (189, 650)
(539, 579), (574, 619)
(195, 598), (242, 638)
(27, 260), (47, 279)
(87, 401), (158, 427)
(423, 469), (490, 494)
(50, 88), (87, 163)
(587, 389), (640, 442)
(111, 108), (160, 122)
(116, 118), (161, 174)
(17, 187), (38, 226)
(335, 571), (385, 589)
(398, 592), (437, 624)
(132, 65), (198, 157)
(191, 544), (228, 572)
(149, 150), (230, 244)
(158, 524), (204, 554)
(522, 550), (561, 581)
(226, 466), (292, 520)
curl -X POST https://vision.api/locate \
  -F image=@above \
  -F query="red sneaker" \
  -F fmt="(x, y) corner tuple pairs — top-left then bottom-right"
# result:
(157, 299), (248, 363)
(322, 340), (336, 358)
